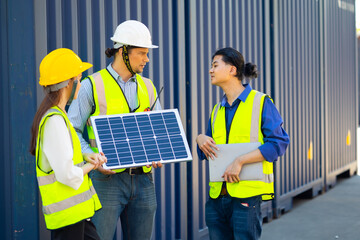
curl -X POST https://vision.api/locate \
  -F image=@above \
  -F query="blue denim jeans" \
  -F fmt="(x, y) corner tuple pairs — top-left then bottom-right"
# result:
(205, 195), (262, 240)
(90, 170), (157, 240)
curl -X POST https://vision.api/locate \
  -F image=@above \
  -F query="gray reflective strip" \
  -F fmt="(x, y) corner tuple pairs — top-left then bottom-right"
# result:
(43, 185), (96, 215)
(89, 139), (97, 148)
(37, 174), (56, 186)
(250, 92), (273, 185)
(93, 72), (107, 115)
(250, 92), (264, 142)
(212, 103), (221, 134)
(262, 173), (274, 183)
(142, 76), (156, 107)
(37, 162), (86, 186)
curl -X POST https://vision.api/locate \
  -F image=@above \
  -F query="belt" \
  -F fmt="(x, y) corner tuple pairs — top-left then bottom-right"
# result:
(122, 167), (147, 175)
(220, 182), (227, 195)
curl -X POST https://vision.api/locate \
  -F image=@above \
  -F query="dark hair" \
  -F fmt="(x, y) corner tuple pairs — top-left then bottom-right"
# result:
(105, 48), (119, 58)
(105, 45), (141, 58)
(212, 47), (258, 80)
(29, 90), (62, 155)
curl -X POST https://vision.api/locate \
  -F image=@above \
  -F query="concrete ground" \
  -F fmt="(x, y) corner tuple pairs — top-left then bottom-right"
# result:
(261, 129), (360, 240)
(261, 175), (360, 240)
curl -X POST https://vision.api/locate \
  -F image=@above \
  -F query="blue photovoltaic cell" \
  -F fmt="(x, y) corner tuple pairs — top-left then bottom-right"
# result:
(92, 111), (189, 169)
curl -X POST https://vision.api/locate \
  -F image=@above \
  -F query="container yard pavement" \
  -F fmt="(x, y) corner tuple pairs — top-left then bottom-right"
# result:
(261, 175), (360, 240)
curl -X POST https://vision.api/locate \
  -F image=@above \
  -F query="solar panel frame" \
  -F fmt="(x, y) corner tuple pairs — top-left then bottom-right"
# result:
(90, 109), (192, 169)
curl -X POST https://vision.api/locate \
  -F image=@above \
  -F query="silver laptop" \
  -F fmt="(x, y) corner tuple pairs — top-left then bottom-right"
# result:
(209, 142), (263, 182)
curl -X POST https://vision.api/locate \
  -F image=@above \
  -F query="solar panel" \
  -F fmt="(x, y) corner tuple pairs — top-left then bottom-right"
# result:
(90, 109), (192, 169)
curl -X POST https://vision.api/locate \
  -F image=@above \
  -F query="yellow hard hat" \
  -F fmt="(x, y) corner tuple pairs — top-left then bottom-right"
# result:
(39, 48), (92, 86)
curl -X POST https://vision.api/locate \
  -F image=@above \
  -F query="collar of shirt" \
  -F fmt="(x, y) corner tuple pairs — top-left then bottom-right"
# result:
(220, 84), (252, 108)
(106, 63), (137, 84)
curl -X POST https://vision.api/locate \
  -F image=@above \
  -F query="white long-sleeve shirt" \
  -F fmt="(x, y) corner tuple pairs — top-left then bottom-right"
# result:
(39, 115), (84, 190)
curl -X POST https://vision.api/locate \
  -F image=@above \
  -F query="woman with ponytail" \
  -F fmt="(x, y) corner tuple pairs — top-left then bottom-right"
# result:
(196, 47), (289, 240)
(29, 48), (106, 240)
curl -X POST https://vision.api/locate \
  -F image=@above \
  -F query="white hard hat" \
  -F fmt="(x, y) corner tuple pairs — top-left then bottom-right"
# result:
(110, 20), (158, 49)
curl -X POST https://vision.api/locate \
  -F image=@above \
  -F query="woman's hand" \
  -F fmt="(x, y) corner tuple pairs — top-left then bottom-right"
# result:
(196, 134), (219, 160)
(83, 152), (107, 170)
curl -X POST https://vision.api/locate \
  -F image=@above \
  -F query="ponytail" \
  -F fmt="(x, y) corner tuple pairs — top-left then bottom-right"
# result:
(29, 90), (62, 156)
(105, 48), (119, 58)
(244, 62), (258, 79)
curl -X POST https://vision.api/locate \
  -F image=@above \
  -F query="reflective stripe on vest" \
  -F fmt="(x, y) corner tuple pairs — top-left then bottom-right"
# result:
(86, 69), (156, 173)
(210, 90), (274, 201)
(89, 139), (97, 149)
(37, 162), (86, 186)
(36, 106), (101, 229)
(43, 185), (96, 215)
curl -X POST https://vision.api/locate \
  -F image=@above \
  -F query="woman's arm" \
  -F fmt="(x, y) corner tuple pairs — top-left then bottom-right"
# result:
(42, 115), (86, 190)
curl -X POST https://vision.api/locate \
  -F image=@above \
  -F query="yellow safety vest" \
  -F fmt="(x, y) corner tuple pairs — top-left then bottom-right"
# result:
(86, 69), (157, 173)
(36, 106), (101, 230)
(209, 90), (274, 201)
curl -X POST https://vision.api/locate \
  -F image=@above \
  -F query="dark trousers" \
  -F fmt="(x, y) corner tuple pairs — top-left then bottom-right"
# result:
(205, 195), (262, 240)
(51, 219), (100, 240)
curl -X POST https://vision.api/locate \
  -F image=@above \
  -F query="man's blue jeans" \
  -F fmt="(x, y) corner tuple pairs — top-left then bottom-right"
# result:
(205, 195), (262, 240)
(90, 170), (157, 240)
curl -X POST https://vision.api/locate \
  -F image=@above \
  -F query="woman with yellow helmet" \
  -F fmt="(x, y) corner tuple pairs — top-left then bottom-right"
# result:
(29, 48), (106, 240)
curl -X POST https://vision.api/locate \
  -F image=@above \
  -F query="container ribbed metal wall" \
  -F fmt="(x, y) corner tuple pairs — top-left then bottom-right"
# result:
(1, 0), (358, 239)
(34, 0), (188, 239)
(358, 36), (360, 126)
(323, 0), (357, 187)
(185, 1), (272, 237)
(272, 0), (323, 215)
(0, 0), (38, 239)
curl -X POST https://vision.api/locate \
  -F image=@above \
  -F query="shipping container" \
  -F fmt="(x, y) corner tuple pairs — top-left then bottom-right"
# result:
(272, 0), (324, 216)
(0, 0), (39, 239)
(0, 0), (358, 239)
(272, 0), (358, 217)
(323, 0), (358, 188)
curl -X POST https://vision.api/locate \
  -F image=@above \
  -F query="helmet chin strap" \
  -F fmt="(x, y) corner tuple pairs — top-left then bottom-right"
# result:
(66, 80), (78, 106)
(121, 45), (136, 76)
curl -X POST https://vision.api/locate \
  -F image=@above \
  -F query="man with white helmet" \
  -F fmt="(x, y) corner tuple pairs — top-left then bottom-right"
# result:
(68, 20), (162, 240)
